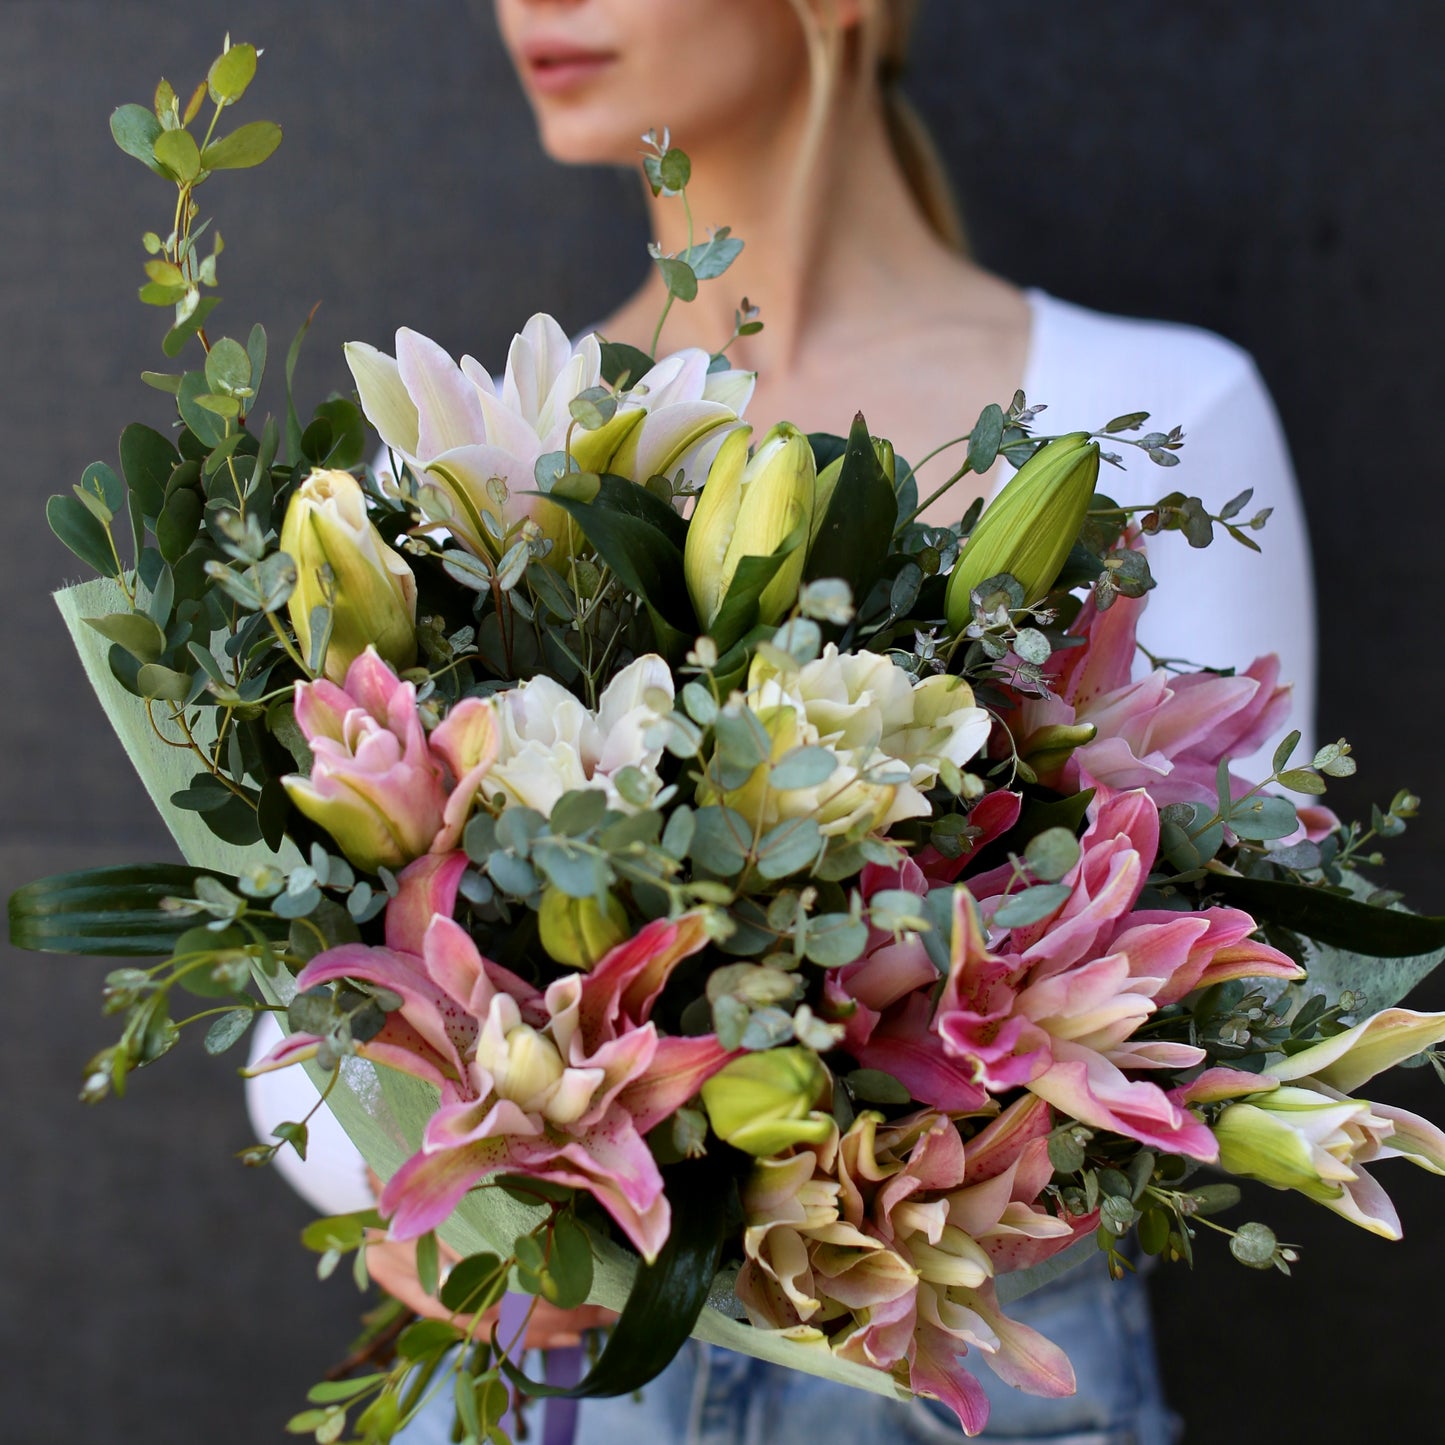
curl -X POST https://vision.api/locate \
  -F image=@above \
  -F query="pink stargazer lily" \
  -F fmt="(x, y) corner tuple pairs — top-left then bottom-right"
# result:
(1008, 578), (1336, 839)
(282, 649), (499, 874)
(934, 787), (1304, 1160)
(254, 851), (733, 1261)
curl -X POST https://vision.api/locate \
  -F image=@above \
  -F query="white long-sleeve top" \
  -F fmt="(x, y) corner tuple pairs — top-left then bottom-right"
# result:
(245, 286), (1319, 1215)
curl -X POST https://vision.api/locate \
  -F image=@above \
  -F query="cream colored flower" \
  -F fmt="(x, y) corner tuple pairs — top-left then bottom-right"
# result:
(480, 654), (674, 817)
(707, 646), (991, 837)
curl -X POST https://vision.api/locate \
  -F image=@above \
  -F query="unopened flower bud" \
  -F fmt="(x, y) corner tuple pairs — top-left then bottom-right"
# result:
(944, 433), (1100, 631)
(700, 1046), (833, 1157)
(537, 887), (630, 970)
(281, 468), (417, 683)
(685, 423), (816, 630)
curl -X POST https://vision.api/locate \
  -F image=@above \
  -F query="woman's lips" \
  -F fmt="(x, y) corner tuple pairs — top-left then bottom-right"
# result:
(521, 43), (618, 96)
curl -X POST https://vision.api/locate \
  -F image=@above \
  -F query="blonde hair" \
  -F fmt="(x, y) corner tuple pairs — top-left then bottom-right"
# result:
(788, 0), (969, 253)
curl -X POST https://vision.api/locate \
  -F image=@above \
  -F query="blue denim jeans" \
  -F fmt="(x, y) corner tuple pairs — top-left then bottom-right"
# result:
(399, 1257), (1181, 1444)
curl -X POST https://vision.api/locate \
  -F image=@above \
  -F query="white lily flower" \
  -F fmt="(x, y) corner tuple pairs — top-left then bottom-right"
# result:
(345, 315), (753, 565)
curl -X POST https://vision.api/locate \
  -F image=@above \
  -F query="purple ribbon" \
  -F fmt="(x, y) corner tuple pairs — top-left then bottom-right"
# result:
(541, 1345), (584, 1445)
(492, 1293), (584, 1445)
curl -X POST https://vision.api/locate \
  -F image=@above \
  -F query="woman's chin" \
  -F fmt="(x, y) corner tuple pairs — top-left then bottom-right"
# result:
(534, 110), (646, 168)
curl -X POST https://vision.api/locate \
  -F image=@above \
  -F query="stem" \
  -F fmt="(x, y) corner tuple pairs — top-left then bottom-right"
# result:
(650, 185), (696, 357)
(265, 609), (313, 677)
(895, 458), (975, 531)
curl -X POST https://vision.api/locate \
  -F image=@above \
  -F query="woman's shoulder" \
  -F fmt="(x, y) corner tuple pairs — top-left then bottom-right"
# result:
(1024, 289), (1265, 430)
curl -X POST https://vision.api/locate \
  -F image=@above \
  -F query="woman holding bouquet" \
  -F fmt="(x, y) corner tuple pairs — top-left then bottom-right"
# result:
(248, 1), (1316, 1439)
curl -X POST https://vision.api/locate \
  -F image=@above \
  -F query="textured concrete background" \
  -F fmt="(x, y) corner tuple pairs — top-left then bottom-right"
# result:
(2, 1), (1442, 1440)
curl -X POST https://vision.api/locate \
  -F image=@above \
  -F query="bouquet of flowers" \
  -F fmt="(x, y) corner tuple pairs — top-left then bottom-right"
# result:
(15, 36), (1445, 1443)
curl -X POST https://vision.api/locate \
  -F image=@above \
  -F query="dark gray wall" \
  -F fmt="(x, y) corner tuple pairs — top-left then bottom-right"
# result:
(3, 2), (1441, 1440)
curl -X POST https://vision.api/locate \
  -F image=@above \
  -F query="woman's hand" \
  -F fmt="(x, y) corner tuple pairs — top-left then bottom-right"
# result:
(362, 1172), (615, 1349)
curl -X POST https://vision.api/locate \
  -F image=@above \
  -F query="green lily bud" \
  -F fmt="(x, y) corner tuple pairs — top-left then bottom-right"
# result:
(700, 1047), (833, 1157)
(1019, 722), (1099, 782)
(684, 423), (816, 630)
(280, 468), (417, 683)
(944, 433), (1100, 631)
(537, 886), (629, 970)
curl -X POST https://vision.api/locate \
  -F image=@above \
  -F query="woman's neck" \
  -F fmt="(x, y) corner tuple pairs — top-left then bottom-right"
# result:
(610, 82), (983, 372)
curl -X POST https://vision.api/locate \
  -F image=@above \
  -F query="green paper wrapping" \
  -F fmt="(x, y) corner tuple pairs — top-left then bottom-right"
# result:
(54, 575), (915, 1401)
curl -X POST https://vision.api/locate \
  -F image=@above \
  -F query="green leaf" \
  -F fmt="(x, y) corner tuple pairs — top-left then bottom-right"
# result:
(549, 473), (693, 635)
(656, 256), (698, 303)
(689, 806), (751, 879)
(177, 371), (228, 447)
(202, 120), (283, 171)
(309, 398), (366, 470)
(7, 863), (281, 957)
(499, 1157), (729, 1400)
(208, 42), (258, 104)
(541, 1213), (595, 1309)
(993, 883), (1071, 929)
(285, 306), (318, 465)
(136, 662), (194, 702)
(769, 746), (837, 792)
(1226, 794), (1298, 842)
(1210, 874), (1445, 958)
(680, 229), (743, 281)
(966, 403), (1006, 476)
(806, 412), (894, 604)
(598, 340), (656, 388)
(154, 127), (202, 183)
(205, 336), (252, 396)
(803, 913), (870, 967)
(163, 296), (222, 360)
(397, 1318), (464, 1361)
(438, 1252), (505, 1313)
(119, 424), (179, 518)
(204, 1008), (254, 1055)
(111, 104), (166, 172)
(414, 1230), (440, 1299)
(245, 323), (268, 405)
(845, 1068), (911, 1104)
(755, 818), (824, 880)
(156, 487), (203, 564)
(83, 611), (166, 663)
(1278, 768), (1327, 796)
(47, 494), (117, 577)
(658, 148), (692, 191)
(141, 371), (183, 394)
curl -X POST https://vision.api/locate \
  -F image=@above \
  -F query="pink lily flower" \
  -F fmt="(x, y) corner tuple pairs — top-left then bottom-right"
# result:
(736, 1101), (1087, 1437)
(936, 787), (1304, 1160)
(283, 648), (450, 874)
(254, 852), (732, 1261)
(1010, 582), (1337, 839)
(282, 649), (501, 873)
(825, 860), (991, 1112)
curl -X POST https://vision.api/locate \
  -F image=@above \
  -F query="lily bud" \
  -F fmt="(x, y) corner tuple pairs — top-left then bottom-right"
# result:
(944, 433), (1100, 632)
(538, 886), (630, 970)
(1018, 721), (1099, 784)
(281, 469), (417, 684)
(685, 423), (816, 630)
(700, 1047), (833, 1157)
